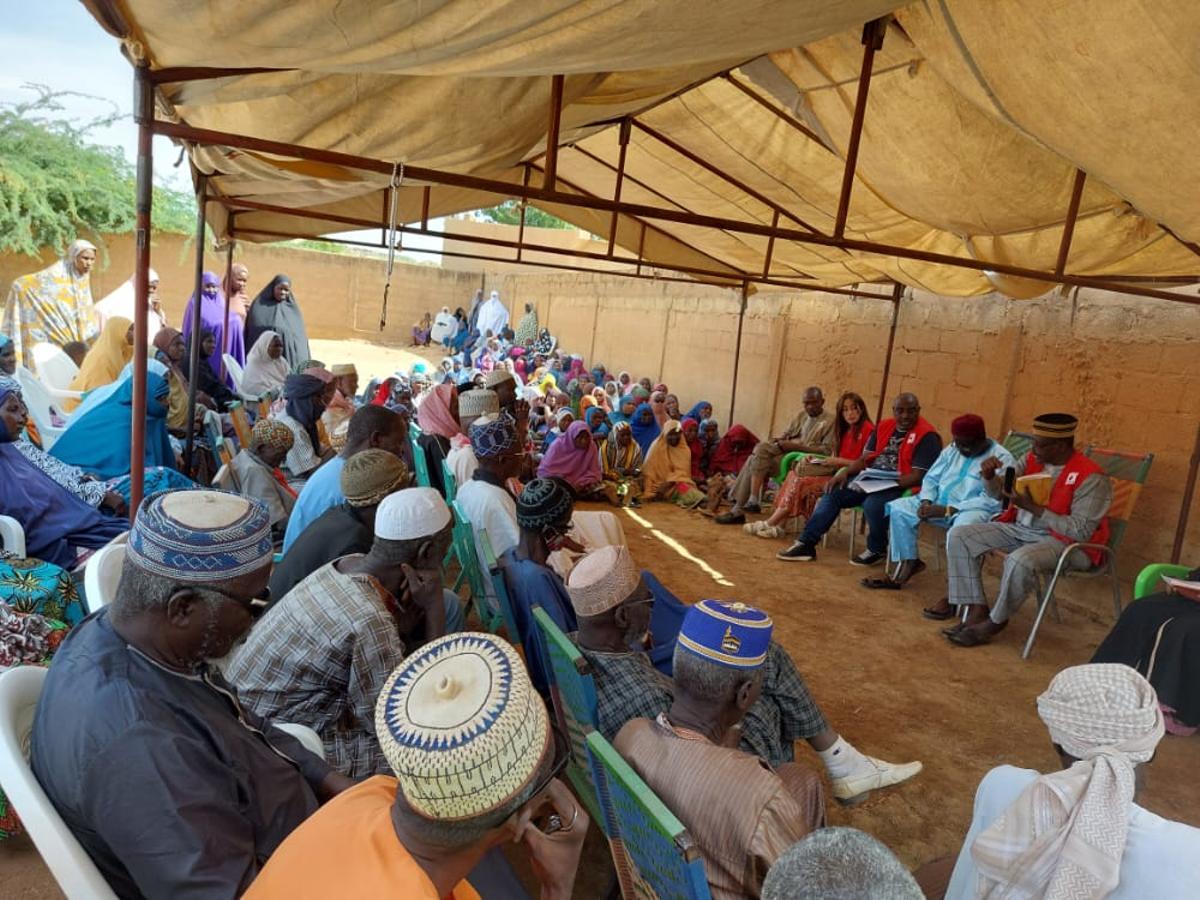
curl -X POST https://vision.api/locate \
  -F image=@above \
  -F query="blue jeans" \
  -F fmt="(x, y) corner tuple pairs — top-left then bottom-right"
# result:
(799, 485), (906, 554)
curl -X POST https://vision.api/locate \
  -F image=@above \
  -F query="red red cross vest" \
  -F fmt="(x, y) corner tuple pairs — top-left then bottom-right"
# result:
(997, 451), (1110, 566)
(866, 417), (938, 484)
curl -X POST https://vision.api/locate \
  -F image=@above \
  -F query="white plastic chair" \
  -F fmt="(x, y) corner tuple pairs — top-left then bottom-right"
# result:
(0, 515), (26, 557)
(0, 667), (118, 899)
(83, 542), (126, 614)
(14, 367), (71, 450)
(30, 343), (81, 395)
(223, 354), (244, 394)
(274, 723), (326, 760)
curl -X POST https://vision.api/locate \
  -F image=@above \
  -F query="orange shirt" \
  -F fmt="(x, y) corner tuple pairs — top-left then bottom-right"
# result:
(245, 776), (481, 900)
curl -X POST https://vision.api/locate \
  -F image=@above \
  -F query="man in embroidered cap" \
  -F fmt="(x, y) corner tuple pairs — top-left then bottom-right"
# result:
(31, 490), (354, 898)
(447, 388), (501, 488)
(228, 488), (464, 778)
(246, 633), (590, 898)
(229, 416), (297, 536)
(269, 447), (410, 598)
(930, 664), (1200, 899)
(764, 827), (923, 900)
(455, 413), (526, 559)
(570, 549), (920, 794)
(863, 413), (1014, 594)
(941, 412), (1113, 646)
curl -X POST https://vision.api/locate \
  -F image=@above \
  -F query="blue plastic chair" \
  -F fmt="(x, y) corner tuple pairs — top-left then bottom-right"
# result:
(477, 528), (521, 642)
(586, 730), (711, 899)
(447, 500), (501, 631)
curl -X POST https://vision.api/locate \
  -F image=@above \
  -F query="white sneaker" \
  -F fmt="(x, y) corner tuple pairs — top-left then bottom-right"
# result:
(753, 523), (784, 539)
(830, 756), (923, 805)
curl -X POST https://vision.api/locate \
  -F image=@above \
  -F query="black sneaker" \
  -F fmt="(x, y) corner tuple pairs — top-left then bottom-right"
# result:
(715, 511), (746, 525)
(850, 550), (885, 567)
(742, 501), (762, 514)
(777, 542), (817, 561)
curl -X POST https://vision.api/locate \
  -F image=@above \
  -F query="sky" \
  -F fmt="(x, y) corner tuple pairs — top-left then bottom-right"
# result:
(1, 0), (443, 258)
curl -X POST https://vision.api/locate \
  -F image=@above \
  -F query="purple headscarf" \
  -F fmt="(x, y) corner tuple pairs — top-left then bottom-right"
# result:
(181, 271), (245, 389)
(536, 419), (602, 490)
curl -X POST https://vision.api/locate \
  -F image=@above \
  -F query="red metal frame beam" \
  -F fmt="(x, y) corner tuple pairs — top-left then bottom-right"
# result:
(606, 120), (631, 257)
(762, 210), (780, 278)
(420, 186), (431, 230)
(153, 119), (1200, 305)
(542, 75), (565, 191)
(130, 67), (153, 519)
(834, 17), (887, 240)
(516, 166), (530, 262)
(148, 66), (292, 84)
(1054, 169), (1087, 278)
(722, 73), (833, 153)
(632, 119), (821, 234)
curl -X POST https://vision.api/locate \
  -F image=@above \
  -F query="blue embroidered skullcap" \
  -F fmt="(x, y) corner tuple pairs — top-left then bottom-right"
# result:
(127, 490), (273, 582)
(677, 599), (773, 668)
(469, 412), (520, 459)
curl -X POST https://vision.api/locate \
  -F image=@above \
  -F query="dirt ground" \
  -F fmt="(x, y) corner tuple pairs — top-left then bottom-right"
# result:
(4, 339), (1197, 897)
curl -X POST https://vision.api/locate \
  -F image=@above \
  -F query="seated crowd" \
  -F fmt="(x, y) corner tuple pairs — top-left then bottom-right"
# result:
(2, 273), (1199, 899)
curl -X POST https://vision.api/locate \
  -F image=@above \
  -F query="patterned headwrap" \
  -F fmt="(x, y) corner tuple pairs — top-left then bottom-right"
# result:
(126, 490), (272, 582)
(375, 632), (550, 820)
(516, 478), (574, 531)
(566, 545), (643, 618)
(972, 664), (1165, 900)
(469, 413), (519, 459)
(251, 417), (294, 453)
(0, 374), (20, 406)
(340, 448), (409, 507)
(677, 599), (772, 669)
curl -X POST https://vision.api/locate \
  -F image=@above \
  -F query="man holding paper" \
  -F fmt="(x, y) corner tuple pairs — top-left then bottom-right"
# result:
(940, 412), (1112, 647)
(862, 414), (1014, 595)
(777, 393), (941, 565)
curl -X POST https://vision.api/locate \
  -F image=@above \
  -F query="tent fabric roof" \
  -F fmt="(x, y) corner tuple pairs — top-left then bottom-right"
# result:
(84, 0), (1200, 298)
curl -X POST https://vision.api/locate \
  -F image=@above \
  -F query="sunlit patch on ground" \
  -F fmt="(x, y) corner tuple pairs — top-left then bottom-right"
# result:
(622, 506), (735, 587)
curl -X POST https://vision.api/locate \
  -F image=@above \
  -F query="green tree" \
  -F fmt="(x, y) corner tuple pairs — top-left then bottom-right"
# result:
(477, 201), (574, 230)
(0, 85), (195, 256)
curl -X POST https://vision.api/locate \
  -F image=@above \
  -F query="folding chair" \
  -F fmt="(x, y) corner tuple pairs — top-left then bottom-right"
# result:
(1019, 446), (1154, 659)
(585, 731), (711, 899)
(222, 354), (245, 394)
(15, 367), (71, 450)
(227, 401), (254, 450)
(532, 608), (604, 830)
(83, 540), (126, 614)
(410, 434), (433, 488)
(30, 343), (81, 395)
(477, 529), (521, 642)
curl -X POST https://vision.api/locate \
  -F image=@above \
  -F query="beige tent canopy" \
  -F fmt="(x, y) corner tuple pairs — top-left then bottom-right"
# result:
(82, 0), (1200, 302)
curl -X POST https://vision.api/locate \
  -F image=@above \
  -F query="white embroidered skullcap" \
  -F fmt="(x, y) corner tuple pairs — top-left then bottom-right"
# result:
(483, 369), (514, 388)
(458, 389), (500, 418)
(374, 487), (451, 540)
(566, 545), (643, 617)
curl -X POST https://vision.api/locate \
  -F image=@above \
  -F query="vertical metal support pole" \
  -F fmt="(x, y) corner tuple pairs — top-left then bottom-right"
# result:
(1054, 168), (1087, 278)
(130, 66), (154, 520)
(728, 282), (749, 429)
(219, 238), (234, 381)
(833, 18), (886, 240)
(420, 186), (431, 230)
(184, 175), (208, 474)
(516, 166), (531, 262)
(874, 281), (903, 424)
(761, 209), (780, 278)
(543, 74), (565, 191)
(635, 223), (647, 275)
(1172, 419), (1200, 563)
(606, 119), (631, 257)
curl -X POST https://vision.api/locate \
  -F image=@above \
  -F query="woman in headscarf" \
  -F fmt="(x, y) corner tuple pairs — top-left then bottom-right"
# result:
(664, 394), (682, 421)
(600, 421), (644, 508)
(685, 400), (714, 423)
(181, 329), (236, 412)
(415, 381), (465, 497)
(617, 371), (632, 390)
(629, 402), (660, 457)
(649, 391), (670, 429)
(532, 328), (555, 356)
(240, 331), (290, 399)
(590, 385), (610, 414)
(63, 315), (133, 411)
(537, 420), (605, 501)
(541, 408), (574, 454)
(153, 327), (214, 433)
(642, 420), (705, 508)
(475, 290), (510, 339)
(276, 372), (330, 481)
(411, 311), (433, 346)
(245, 274), (310, 373)
(0, 333), (15, 376)
(584, 405), (610, 442)
(1, 239), (98, 373)
(431, 306), (458, 346)
(681, 417), (705, 485)
(699, 418), (720, 475)
(49, 362), (190, 489)
(181, 270), (246, 388)
(222, 262), (252, 320)
(603, 380), (621, 410)
(702, 423), (762, 514)
(608, 393), (637, 429)
(514, 302), (539, 347)
(95, 268), (166, 335)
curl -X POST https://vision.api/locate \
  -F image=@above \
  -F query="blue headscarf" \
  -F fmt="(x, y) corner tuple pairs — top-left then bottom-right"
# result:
(1, 376), (127, 567)
(608, 393), (637, 428)
(585, 406), (610, 440)
(50, 364), (175, 479)
(629, 402), (660, 456)
(685, 400), (713, 422)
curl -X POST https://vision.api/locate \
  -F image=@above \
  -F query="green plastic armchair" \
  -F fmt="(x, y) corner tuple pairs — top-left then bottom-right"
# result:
(1133, 563), (1190, 601)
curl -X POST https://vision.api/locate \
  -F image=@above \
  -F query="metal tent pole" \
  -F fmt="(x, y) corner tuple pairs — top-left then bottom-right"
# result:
(728, 282), (749, 428)
(183, 174), (208, 474)
(875, 282), (903, 423)
(129, 66), (154, 519)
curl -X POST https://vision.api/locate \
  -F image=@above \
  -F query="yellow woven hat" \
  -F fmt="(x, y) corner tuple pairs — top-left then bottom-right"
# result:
(375, 632), (550, 821)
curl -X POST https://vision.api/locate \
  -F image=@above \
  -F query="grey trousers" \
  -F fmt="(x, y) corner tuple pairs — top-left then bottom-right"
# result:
(945, 522), (1091, 624)
(731, 441), (783, 506)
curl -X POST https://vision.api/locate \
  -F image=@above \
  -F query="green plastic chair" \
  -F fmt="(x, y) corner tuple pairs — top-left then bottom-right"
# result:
(1001, 430), (1035, 461)
(447, 500), (502, 631)
(1133, 563), (1190, 601)
(776, 450), (827, 483)
(531, 608), (604, 831)
(441, 459), (457, 503)
(1018, 445), (1154, 659)
(477, 528), (521, 642)
(585, 731), (712, 899)
(410, 433), (432, 488)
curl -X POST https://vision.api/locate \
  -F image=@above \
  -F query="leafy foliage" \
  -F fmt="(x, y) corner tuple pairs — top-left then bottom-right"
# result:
(0, 85), (195, 256)
(478, 200), (574, 230)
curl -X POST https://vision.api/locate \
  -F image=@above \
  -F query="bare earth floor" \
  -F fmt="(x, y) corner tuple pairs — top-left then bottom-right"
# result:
(4, 374), (1197, 896)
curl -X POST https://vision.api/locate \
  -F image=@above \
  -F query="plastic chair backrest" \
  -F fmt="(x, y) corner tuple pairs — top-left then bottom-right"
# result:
(31, 343), (79, 391)
(1082, 446), (1154, 551)
(0, 667), (119, 899)
(531, 608), (604, 829)
(447, 501), (500, 630)
(441, 459), (458, 503)
(222, 354), (244, 393)
(1001, 430), (1035, 460)
(228, 402), (253, 450)
(83, 543), (125, 614)
(1133, 563), (1190, 601)
(477, 528), (521, 642)
(15, 368), (68, 450)
(411, 434), (433, 488)
(0, 515), (26, 557)
(585, 730), (712, 899)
